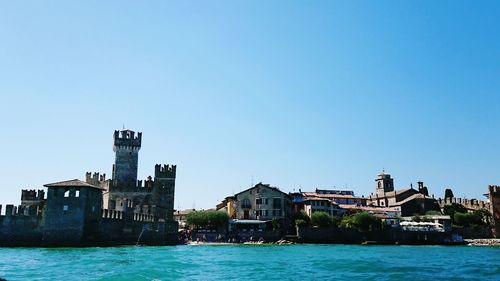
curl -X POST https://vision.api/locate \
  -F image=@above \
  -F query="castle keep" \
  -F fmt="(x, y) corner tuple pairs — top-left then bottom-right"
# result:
(0, 129), (178, 246)
(87, 130), (176, 222)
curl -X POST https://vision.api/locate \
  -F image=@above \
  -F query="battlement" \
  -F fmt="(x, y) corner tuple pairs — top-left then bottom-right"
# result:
(155, 164), (176, 178)
(86, 172), (107, 186)
(137, 176), (154, 189)
(113, 130), (142, 149)
(489, 185), (500, 195)
(21, 189), (45, 202)
(0, 204), (42, 217)
(437, 197), (491, 211)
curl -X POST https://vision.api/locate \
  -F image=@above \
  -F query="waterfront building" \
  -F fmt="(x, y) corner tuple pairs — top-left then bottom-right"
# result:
(367, 172), (440, 216)
(399, 215), (452, 233)
(290, 188), (367, 218)
(0, 129), (178, 246)
(218, 183), (292, 239)
(174, 209), (196, 229)
(303, 197), (345, 217)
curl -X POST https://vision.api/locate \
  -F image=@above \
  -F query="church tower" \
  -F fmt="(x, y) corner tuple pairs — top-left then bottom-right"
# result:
(112, 129), (142, 189)
(375, 171), (394, 197)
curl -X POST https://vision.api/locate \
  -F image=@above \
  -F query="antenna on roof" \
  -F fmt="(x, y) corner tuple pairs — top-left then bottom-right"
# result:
(123, 124), (125, 130)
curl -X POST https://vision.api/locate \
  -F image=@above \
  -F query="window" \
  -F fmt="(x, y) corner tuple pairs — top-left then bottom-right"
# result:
(256, 198), (262, 205)
(241, 198), (251, 209)
(75, 190), (80, 197)
(273, 198), (281, 208)
(63, 205), (69, 212)
(264, 198), (268, 205)
(265, 210), (268, 216)
(64, 190), (70, 198)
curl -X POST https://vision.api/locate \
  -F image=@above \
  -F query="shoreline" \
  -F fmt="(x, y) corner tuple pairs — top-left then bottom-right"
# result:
(464, 239), (500, 246)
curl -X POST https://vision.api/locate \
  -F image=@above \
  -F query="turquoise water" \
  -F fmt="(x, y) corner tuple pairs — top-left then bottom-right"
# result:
(0, 245), (499, 281)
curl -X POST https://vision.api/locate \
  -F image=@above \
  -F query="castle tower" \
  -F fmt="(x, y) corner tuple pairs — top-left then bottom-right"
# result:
(488, 185), (500, 238)
(153, 164), (176, 220)
(112, 129), (142, 189)
(375, 171), (394, 197)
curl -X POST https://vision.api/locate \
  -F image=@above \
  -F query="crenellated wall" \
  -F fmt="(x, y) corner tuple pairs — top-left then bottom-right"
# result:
(437, 197), (491, 211)
(0, 204), (44, 246)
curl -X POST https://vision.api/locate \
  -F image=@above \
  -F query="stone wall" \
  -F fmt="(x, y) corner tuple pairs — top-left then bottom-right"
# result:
(437, 197), (491, 211)
(0, 205), (43, 246)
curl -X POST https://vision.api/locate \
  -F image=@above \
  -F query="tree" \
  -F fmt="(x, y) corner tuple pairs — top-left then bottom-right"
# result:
(293, 211), (310, 226)
(271, 218), (281, 232)
(443, 203), (468, 224)
(425, 210), (442, 216)
(186, 210), (229, 229)
(453, 209), (492, 228)
(331, 215), (341, 227)
(311, 211), (332, 228)
(295, 219), (309, 227)
(339, 212), (382, 232)
(444, 189), (454, 199)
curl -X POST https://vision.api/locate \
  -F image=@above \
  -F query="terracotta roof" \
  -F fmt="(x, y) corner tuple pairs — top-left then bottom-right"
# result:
(44, 179), (103, 190)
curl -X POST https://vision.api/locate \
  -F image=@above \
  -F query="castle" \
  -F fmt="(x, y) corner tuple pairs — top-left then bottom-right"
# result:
(0, 129), (178, 246)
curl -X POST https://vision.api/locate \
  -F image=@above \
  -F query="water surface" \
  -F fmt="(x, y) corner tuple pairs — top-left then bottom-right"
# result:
(0, 245), (499, 280)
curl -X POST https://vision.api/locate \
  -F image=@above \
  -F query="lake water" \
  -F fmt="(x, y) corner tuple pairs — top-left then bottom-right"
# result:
(0, 244), (499, 280)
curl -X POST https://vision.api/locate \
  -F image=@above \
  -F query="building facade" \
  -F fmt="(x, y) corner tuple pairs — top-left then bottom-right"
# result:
(0, 129), (178, 246)
(368, 172), (440, 216)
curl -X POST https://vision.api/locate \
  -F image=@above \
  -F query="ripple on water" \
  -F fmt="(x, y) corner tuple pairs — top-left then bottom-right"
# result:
(0, 245), (499, 281)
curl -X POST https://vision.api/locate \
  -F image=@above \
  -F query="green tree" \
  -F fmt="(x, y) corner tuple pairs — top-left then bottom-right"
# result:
(443, 203), (467, 224)
(453, 209), (491, 228)
(331, 215), (342, 227)
(425, 210), (442, 216)
(271, 218), (281, 232)
(293, 210), (311, 226)
(311, 211), (332, 228)
(186, 210), (229, 229)
(295, 219), (309, 227)
(339, 212), (382, 232)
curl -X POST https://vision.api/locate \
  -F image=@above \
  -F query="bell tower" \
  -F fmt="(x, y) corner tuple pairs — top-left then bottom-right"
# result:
(112, 129), (142, 189)
(375, 171), (394, 197)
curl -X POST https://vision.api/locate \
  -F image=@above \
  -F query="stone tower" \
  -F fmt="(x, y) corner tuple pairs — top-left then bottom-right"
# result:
(112, 129), (142, 189)
(153, 164), (176, 220)
(488, 185), (500, 238)
(375, 171), (394, 197)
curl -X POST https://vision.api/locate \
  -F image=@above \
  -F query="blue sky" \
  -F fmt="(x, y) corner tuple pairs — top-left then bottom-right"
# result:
(0, 1), (499, 210)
